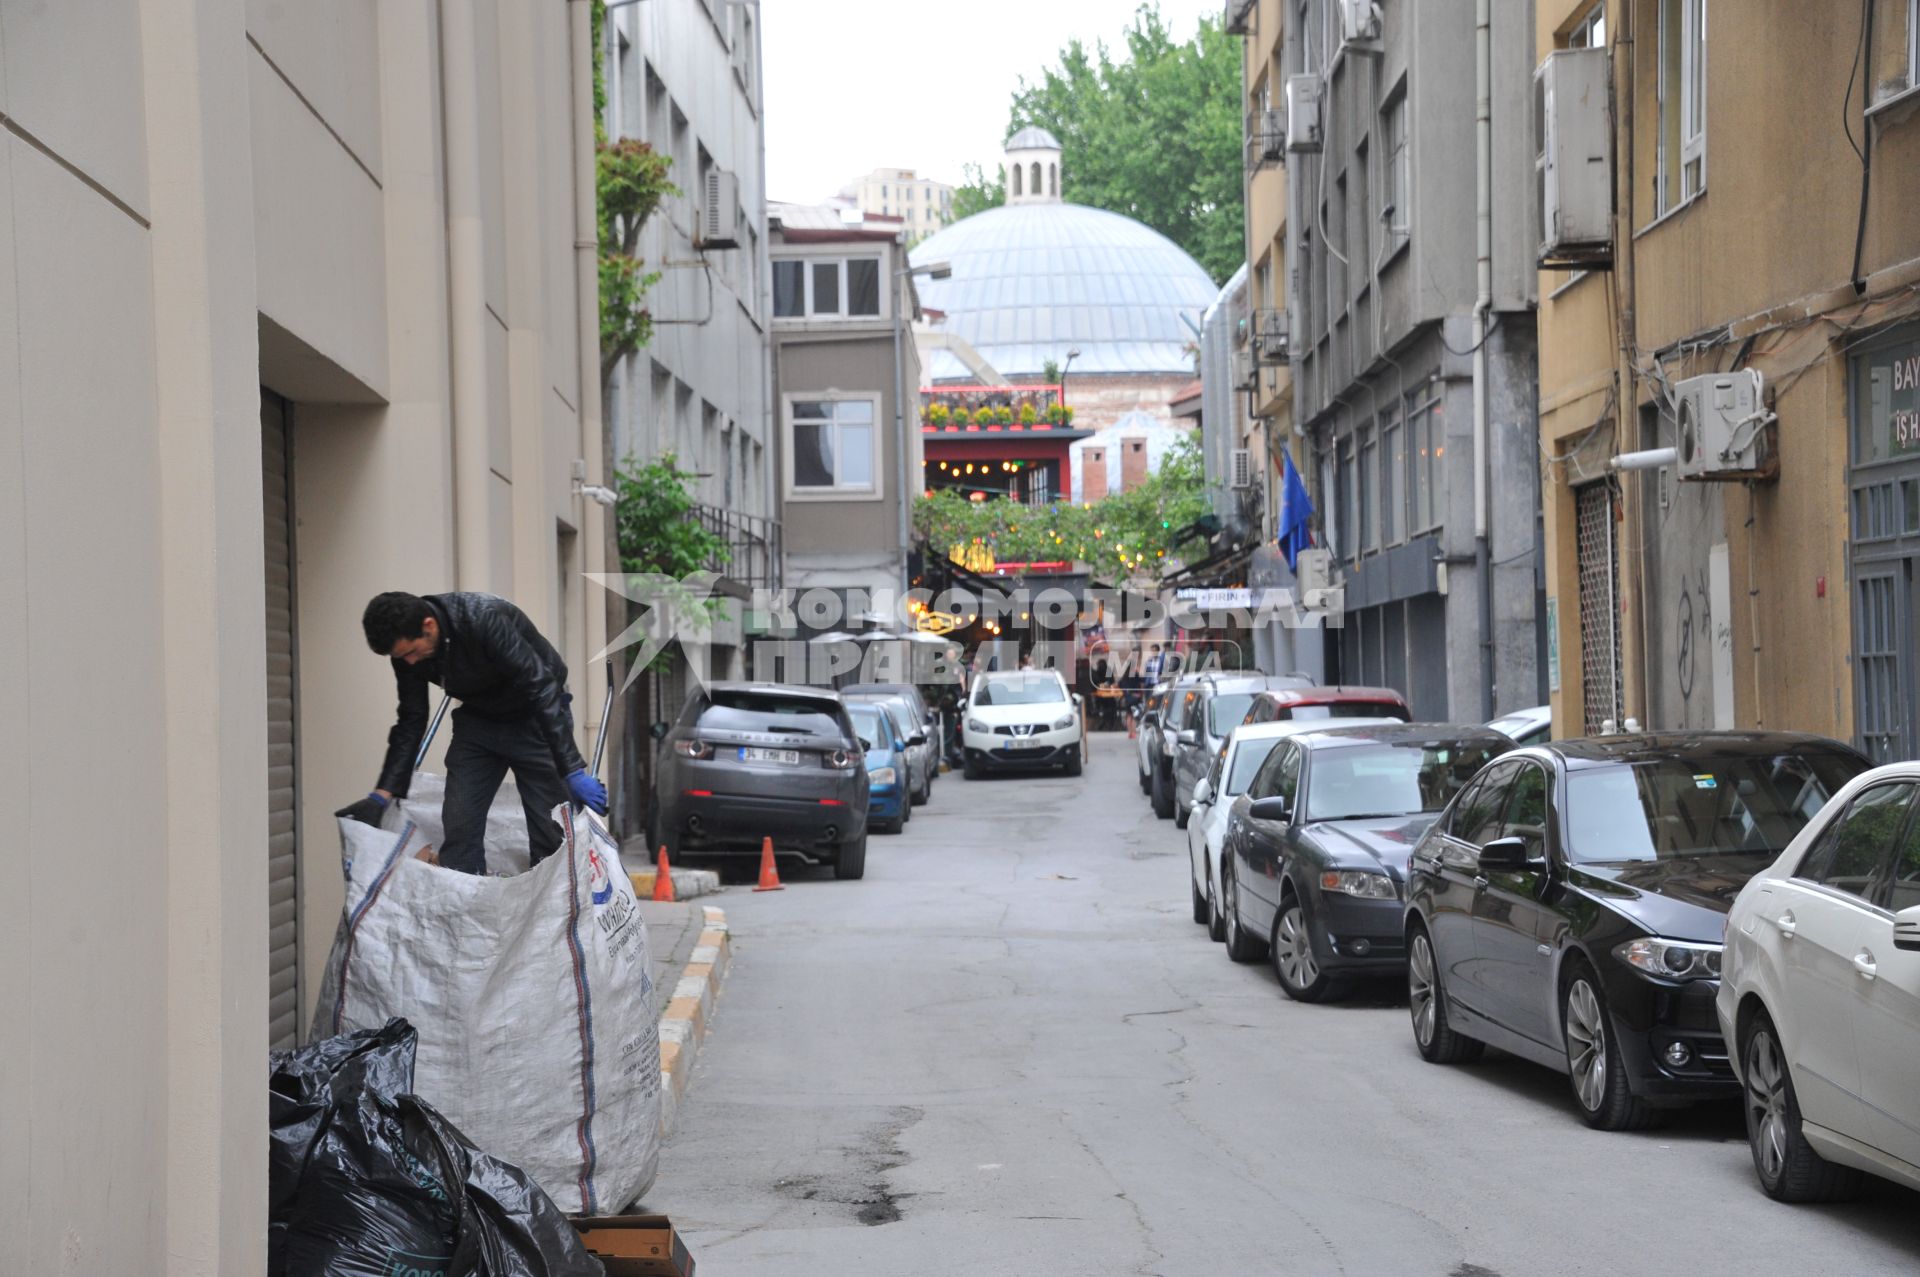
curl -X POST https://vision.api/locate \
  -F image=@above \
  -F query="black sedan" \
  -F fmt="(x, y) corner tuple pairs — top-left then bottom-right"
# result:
(1403, 732), (1870, 1130)
(1219, 724), (1516, 1001)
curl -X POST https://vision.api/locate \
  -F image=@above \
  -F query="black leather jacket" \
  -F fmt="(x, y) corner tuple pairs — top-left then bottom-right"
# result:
(375, 592), (585, 796)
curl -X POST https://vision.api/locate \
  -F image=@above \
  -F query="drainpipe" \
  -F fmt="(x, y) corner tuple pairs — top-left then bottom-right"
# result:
(570, 0), (611, 766)
(1471, 0), (1495, 719)
(440, 0), (491, 591)
(892, 260), (911, 594)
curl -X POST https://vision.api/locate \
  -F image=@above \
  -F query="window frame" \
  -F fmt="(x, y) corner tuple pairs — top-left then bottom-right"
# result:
(1655, 0), (1707, 217)
(1406, 379), (1444, 535)
(1380, 90), (1411, 252)
(1793, 780), (1914, 908)
(782, 393), (884, 500)
(769, 254), (886, 320)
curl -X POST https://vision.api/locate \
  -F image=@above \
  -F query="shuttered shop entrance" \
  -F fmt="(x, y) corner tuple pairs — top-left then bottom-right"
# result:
(1575, 480), (1623, 734)
(263, 392), (302, 1048)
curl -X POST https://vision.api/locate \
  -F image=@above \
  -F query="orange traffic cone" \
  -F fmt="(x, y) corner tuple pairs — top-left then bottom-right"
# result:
(752, 835), (785, 892)
(652, 846), (677, 903)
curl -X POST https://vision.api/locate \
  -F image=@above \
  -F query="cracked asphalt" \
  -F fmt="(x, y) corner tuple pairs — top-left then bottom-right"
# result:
(639, 735), (1920, 1275)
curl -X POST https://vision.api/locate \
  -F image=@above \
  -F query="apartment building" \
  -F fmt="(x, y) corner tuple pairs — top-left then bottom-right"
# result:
(1535, 0), (1920, 750)
(1279, 0), (1544, 719)
(1, 2), (603, 1268)
(841, 166), (955, 243)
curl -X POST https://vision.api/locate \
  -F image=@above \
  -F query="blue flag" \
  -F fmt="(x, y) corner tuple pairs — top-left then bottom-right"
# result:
(1277, 447), (1315, 572)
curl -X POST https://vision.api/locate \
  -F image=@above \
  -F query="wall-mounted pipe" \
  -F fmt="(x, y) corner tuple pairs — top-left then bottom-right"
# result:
(440, 0), (491, 591)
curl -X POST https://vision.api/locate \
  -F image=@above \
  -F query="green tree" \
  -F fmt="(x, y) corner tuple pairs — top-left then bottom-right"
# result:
(950, 160), (1006, 222)
(594, 1), (678, 391)
(1007, 3), (1244, 282)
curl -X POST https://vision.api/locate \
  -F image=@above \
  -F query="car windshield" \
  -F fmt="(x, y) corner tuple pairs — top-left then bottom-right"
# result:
(1283, 700), (1410, 721)
(1209, 693), (1257, 735)
(845, 704), (888, 750)
(1225, 737), (1285, 796)
(974, 676), (1066, 706)
(698, 691), (845, 738)
(1564, 750), (1867, 863)
(1305, 741), (1509, 821)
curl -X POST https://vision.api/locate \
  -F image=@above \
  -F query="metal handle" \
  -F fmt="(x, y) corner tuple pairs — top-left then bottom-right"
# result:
(1473, 874), (1490, 890)
(589, 658), (616, 780)
(1853, 949), (1878, 980)
(413, 694), (453, 771)
(1776, 910), (1797, 940)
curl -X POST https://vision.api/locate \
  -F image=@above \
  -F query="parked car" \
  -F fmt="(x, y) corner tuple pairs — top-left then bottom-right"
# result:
(1488, 705), (1552, 747)
(961, 670), (1084, 778)
(1170, 674), (1313, 829)
(1220, 724), (1514, 1002)
(1188, 717), (1399, 943)
(845, 692), (934, 806)
(651, 682), (872, 879)
(846, 701), (911, 835)
(1404, 732), (1868, 1130)
(1136, 683), (1172, 793)
(1239, 684), (1411, 727)
(1718, 760), (1920, 1201)
(1149, 674), (1210, 819)
(843, 682), (941, 802)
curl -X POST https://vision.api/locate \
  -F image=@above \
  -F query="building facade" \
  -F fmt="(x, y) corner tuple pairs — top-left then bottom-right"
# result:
(1280, 0), (1544, 719)
(0, 2), (604, 1269)
(840, 166), (955, 243)
(1535, 0), (1920, 751)
(769, 203), (925, 617)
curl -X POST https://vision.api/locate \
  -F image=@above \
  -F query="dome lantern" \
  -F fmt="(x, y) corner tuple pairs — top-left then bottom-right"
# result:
(1005, 126), (1062, 206)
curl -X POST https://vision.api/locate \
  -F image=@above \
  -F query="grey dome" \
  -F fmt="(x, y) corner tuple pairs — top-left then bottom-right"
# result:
(910, 201), (1216, 380)
(1006, 126), (1062, 151)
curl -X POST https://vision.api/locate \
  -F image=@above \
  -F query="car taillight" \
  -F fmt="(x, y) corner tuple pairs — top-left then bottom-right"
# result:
(824, 748), (856, 769)
(673, 739), (714, 760)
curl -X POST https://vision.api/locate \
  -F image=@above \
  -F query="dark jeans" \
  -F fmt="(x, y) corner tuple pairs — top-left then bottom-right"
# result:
(440, 710), (567, 874)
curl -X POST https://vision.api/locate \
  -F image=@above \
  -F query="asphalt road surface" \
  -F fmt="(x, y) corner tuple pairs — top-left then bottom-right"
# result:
(642, 735), (1920, 1276)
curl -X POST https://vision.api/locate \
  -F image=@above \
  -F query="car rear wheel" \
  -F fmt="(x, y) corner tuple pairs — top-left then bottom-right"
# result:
(1173, 796), (1190, 829)
(1407, 925), (1482, 1064)
(1562, 965), (1662, 1131)
(834, 834), (867, 880)
(1150, 762), (1174, 819)
(1742, 1012), (1863, 1202)
(1222, 860), (1267, 963)
(1190, 866), (1209, 924)
(1206, 866), (1227, 943)
(1271, 895), (1343, 1003)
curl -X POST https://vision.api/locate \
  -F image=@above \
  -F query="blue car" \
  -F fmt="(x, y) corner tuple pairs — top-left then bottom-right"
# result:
(848, 701), (912, 834)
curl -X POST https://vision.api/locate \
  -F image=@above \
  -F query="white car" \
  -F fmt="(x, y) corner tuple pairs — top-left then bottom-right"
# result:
(1717, 761), (1920, 1201)
(1487, 704), (1551, 747)
(1186, 718), (1397, 942)
(962, 670), (1083, 779)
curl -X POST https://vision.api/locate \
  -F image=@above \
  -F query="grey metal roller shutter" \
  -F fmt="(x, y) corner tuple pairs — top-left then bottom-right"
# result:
(263, 394), (302, 1049)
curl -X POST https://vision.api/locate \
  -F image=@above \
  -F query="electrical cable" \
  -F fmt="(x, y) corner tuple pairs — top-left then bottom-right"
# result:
(1849, 0), (1877, 297)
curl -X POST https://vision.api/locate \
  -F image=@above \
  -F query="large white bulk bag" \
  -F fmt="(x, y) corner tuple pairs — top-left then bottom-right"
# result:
(313, 804), (660, 1215)
(385, 771), (533, 875)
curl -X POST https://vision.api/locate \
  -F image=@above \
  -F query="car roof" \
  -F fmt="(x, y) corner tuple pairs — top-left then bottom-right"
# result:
(1488, 705), (1551, 727)
(843, 682), (924, 699)
(1199, 673), (1315, 693)
(1541, 730), (1866, 769)
(1288, 722), (1514, 750)
(1228, 717), (1397, 749)
(976, 668), (1066, 682)
(1252, 685), (1409, 706)
(705, 681), (843, 702)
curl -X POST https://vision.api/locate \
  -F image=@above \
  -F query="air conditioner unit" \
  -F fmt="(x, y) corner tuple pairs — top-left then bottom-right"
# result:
(1234, 350), (1258, 391)
(1254, 310), (1290, 363)
(1285, 76), (1322, 153)
(1230, 448), (1254, 490)
(1295, 547), (1333, 594)
(1339, 0), (1381, 46)
(699, 169), (742, 250)
(1675, 370), (1773, 480)
(1535, 48), (1612, 269)
(1224, 0), (1257, 37)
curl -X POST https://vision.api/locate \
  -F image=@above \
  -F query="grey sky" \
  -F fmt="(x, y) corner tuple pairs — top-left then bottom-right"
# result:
(761, 0), (1221, 204)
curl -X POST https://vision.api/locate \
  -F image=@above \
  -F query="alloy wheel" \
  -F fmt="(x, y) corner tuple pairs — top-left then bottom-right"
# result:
(1565, 978), (1608, 1112)
(1408, 933), (1437, 1047)
(1746, 1027), (1790, 1185)
(1274, 905), (1319, 991)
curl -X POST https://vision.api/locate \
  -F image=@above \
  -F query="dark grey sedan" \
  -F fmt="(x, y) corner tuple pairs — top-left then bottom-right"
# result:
(1219, 723), (1515, 1001)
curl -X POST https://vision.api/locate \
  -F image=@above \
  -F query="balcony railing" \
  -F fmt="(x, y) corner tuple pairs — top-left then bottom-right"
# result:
(1251, 309), (1290, 364)
(692, 503), (782, 597)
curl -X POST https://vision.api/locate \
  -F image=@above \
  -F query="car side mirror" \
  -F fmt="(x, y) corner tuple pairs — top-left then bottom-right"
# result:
(909, 734), (928, 747)
(649, 720), (671, 740)
(1248, 796), (1290, 822)
(1477, 836), (1531, 872)
(1894, 905), (1920, 952)
(1192, 778), (1213, 806)
(956, 698), (968, 712)
(1177, 729), (1198, 747)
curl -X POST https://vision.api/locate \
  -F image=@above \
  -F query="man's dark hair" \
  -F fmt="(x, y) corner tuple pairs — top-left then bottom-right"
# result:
(363, 592), (434, 655)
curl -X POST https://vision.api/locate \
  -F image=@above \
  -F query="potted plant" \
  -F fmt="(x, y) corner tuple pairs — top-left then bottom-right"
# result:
(994, 405), (1014, 426)
(1019, 402), (1038, 426)
(1046, 403), (1065, 425)
(928, 402), (951, 428)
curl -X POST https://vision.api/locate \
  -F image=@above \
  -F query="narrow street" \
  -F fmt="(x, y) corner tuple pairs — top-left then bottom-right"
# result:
(647, 735), (1920, 1276)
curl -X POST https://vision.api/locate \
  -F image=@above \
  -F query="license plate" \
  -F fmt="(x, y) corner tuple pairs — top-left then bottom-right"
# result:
(739, 746), (801, 765)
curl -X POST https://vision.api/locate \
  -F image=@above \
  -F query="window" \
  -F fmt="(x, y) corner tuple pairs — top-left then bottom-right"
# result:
(1798, 782), (1914, 902)
(1335, 436), (1355, 562)
(1359, 429), (1377, 552)
(1656, 0), (1706, 215)
(1380, 407), (1402, 544)
(1448, 763), (1516, 845)
(1883, 793), (1920, 910)
(1499, 764), (1550, 858)
(789, 398), (877, 494)
(1030, 161), (1042, 195)
(1381, 93), (1409, 248)
(1050, 163), (1058, 196)
(1567, 3), (1605, 48)
(770, 257), (884, 319)
(1306, 741), (1510, 822)
(1407, 380), (1443, 533)
(1013, 165), (1023, 198)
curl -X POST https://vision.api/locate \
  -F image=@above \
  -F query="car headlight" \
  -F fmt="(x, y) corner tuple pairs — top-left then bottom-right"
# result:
(967, 718), (988, 733)
(1319, 870), (1398, 900)
(1614, 938), (1723, 981)
(1053, 716), (1076, 731)
(869, 766), (898, 786)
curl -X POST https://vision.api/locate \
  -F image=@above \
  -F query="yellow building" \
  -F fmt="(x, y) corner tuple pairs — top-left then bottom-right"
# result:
(1536, 0), (1920, 753)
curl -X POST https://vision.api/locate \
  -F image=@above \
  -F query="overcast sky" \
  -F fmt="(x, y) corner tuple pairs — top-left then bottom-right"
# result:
(761, 0), (1221, 205)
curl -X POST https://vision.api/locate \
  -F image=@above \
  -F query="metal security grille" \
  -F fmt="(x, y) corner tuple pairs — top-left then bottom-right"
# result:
(1855, 573), (1902, 762)
(263, 393), (302, 1049)
(1575, 481), (1622, 734)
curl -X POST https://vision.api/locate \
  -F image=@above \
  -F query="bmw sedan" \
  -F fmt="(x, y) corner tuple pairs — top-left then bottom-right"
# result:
(1404, 733), (1868, 1131)
(1219, 724), (1515, 1000)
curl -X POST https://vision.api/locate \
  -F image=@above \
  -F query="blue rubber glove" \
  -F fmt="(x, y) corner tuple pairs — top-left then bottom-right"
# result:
(566, 769), (608, 815)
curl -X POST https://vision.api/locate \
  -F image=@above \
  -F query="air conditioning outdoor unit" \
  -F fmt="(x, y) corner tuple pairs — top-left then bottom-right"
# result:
(700, 169), (742, 250)
(1254, 311), (1290, 363)
(1675, 370), (1773, 480)
(1230, 448), (1254, 490)
(1535, 48), (1612, 269)
(1234, 350), (1258, 391)
(1285, 76), (1322, 153)
(1339, 0), (1381, 47)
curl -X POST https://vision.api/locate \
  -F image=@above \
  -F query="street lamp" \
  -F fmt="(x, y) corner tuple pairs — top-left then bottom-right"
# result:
(895, 259), (952, 589)
(1060, 347), (1081, 411)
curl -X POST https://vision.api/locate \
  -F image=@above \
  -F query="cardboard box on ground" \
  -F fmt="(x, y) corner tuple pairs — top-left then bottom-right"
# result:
(573, 1216), (697, 1276)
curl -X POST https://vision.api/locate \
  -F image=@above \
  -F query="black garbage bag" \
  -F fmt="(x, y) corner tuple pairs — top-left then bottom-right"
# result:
(270, 1019), (604, 1277)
